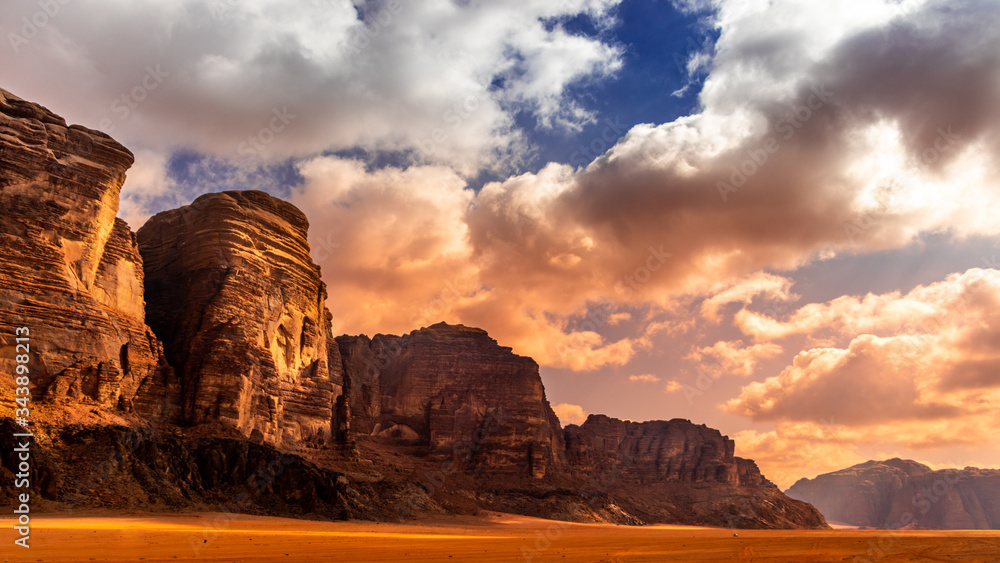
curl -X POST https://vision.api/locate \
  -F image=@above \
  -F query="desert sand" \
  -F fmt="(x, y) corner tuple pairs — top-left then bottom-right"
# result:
(2, 512), (998, 562)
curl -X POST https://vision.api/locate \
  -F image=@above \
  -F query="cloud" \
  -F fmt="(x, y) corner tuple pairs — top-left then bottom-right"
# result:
(291, 157), (642, 370)
(735, 417), (1000, 490)
(720, 268), (1000, 484)
(15, 0), (1000, 378)
(699, 272), (796, 322)
(629, 374), (661, 383)
(118, 149), (176, 229)
(733, 423), (867, 489)
(664, 380), (684, 394)
(552, 403), (589, 426)
(278, 0), (1000, 375)
(0, 0), (623, 174)
(727, 268), (1000, 425)
(686, 340), (783, 377)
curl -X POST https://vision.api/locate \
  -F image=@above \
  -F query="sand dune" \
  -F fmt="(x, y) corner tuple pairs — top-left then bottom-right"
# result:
(2, 513), (998, 562)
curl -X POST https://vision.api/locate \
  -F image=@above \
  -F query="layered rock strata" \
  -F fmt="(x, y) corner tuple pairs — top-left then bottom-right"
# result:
(0, 87), (178, 414)
(137, 191), (339, 445)
(336, 323), (566, 477)
(564, 415), (766, 486)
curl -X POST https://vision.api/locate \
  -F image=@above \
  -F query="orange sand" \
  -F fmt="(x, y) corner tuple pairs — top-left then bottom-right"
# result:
(2, 512), (998, 562)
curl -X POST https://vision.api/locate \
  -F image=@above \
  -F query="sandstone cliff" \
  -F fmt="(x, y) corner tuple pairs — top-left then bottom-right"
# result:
(335, 323), (566, 478)
(328, 328), (824, 528)
(564, 415), (765, 486)
(137, 191), (339, 446)
(0, 87), (177, 414)
(785, 458), (1000, 529)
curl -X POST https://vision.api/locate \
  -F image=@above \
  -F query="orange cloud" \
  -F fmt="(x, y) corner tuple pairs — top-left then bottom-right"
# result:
(287, 0), (1000, 377)
(664, 380), (684, 394)
(629, 374), (660, 383)
(686, 340), (784, 378)
(724, 269), (1000, 484)
(699, 272), (797, 322)
(552, 403), (588, 426)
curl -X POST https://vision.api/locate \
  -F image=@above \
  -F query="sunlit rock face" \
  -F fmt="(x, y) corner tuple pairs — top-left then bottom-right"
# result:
(137, 190), (340, 445)
(786, 458), (1000, 529)
(336, 322), (566, 477)
(563, 414), (767, 486)
(0, 87), (178, 415)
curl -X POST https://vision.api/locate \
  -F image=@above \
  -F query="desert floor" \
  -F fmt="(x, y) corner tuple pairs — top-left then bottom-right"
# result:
(2, 512), (998, 562)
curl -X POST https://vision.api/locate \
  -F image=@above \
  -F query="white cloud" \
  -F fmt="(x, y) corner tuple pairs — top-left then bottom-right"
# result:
(0, 0), (624, 175)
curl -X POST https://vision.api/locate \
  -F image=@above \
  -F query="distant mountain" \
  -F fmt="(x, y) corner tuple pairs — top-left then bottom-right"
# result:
(785, 458), (1000, 529)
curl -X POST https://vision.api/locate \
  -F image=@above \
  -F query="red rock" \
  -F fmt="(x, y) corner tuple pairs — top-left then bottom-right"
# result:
(336, 323), (566, 477)
(0, 87), (178, 414)
(564, 414), (760, 485)
(137, 190), (339, 445)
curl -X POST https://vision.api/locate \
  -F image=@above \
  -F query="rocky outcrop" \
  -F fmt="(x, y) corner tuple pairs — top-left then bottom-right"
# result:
(0, 417), (407, 520)
(785, 459), (1000, 529)
(0, 87), (178, 413)
(337, 323), (566, 478)
(564, 415), (766, 486)
(332, 335), (382, 439)
(137, 191), (339, 446)
(539, 415), (827, 529)
(331, 329), (825, 528)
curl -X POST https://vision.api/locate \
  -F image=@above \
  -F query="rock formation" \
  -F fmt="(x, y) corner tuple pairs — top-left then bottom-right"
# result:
(544, 415), (826, 528)
(137, 191), (339, 446)
(0, 417), (405, 520)
(564, 415), (765, 486)
(335, 323), (566, 478)
(0, 87), (177, 414)
(785, 458), (1000, 529)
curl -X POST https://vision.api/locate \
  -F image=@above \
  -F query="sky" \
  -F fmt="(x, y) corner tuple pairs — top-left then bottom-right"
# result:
(3, 0), (1000, 489)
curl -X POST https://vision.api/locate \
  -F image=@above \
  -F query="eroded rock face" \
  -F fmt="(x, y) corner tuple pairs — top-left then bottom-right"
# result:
(137, 190), (339, 445)
(564, 415), (766, 486)
(0, 87), (178, 414)
(337, 323), (566, 477)
(785, 459), (1000, 529)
